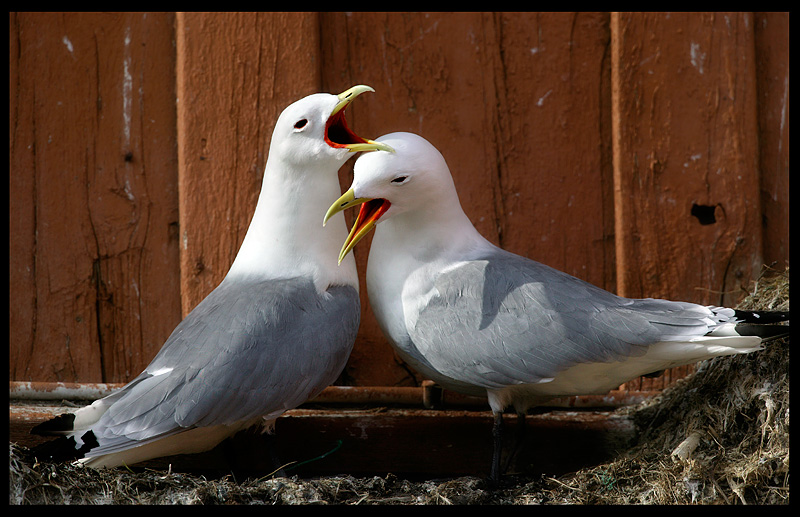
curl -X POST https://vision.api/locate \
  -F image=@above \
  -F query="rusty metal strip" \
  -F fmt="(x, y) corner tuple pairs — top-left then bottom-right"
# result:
(9, 381), (655, 408)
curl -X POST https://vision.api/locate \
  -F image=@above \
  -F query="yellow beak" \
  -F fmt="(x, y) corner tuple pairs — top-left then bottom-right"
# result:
(331, 85), (373, 116)
(327, 85), (395, 153)
(323, 188), (391, 264)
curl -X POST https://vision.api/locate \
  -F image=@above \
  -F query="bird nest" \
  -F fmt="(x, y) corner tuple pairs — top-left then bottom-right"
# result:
(530, 266), (790, 504)
(9, 267), (789, 505)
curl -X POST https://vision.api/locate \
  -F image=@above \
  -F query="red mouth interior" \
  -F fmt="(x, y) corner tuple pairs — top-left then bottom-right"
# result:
(325, 108), (368, 148)
(354, 199), (391, 233)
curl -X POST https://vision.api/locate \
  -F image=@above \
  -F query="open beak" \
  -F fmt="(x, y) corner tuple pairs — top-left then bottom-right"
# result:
(325, 85), (395, 153)
(324, 188), (391, 264)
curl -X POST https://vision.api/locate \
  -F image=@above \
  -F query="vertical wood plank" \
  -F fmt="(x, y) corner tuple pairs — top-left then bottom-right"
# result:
(612, 12), (762, 389)
(754, 12), (789, 270)
(612, 12), (762, 308)
(9, 13), (180, 382)
(175, 12), (321, 315)
(133, 14), (183, 380)
(486, 13), (614, 290)
(11, 12), (102, 381)
(9, 12), (47, 380)
(321, 13), (614, 386)
(92, 13), (182, 383)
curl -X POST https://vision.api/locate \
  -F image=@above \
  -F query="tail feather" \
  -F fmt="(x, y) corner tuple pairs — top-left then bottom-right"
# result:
(30, 413), (76, 436)
(31, 405), (104, 463)
(31, 430), (98, 463)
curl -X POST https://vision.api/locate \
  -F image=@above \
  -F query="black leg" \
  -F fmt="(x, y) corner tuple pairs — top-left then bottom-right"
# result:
(489, 412), (504, 483)
(516, 411), (526, 443)
(221, 436), (242, 482)
(504, 411), (527, 474)
(264, 432), (287, 478)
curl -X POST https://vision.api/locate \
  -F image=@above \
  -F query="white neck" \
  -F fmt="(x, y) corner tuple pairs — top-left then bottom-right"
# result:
(364, 193), (493, 356)
(367, 192), (493, 300)
(378, 191), (491, 264)
(226, 160), (359, 293)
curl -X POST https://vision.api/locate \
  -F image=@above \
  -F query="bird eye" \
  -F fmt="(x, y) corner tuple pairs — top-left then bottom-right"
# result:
(391, 176), (408, 184)
(294, 119), (308, 130)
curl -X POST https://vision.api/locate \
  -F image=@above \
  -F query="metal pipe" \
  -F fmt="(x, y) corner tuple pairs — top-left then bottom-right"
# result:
(9, 381), (654, 408)
(7, 381), (436, 405)
(9, 381), (123, 400)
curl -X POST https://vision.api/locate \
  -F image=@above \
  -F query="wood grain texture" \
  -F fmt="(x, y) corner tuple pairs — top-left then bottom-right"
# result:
(754, 12), (789, 270)
(611, 12), (765, 389)
(10, 12), (788, 389)
(10, 13), (180, 383)
(612, 12), (762, 308)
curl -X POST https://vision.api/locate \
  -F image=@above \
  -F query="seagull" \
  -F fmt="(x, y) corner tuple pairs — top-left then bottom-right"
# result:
(31, 85), (394, 469)
(324, 131), (790, 482)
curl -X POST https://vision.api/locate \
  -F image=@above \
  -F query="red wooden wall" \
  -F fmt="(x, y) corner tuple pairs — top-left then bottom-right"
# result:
(10, 12), (789, 392)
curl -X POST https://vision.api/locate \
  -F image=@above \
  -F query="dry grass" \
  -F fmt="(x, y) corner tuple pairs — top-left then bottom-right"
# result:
(531, 266), (790, 504)
(9, 267), (788, 504)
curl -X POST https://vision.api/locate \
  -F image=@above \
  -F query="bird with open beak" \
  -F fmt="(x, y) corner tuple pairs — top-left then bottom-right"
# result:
(31, 86), (393, 469)
(325, 131), (789, 482)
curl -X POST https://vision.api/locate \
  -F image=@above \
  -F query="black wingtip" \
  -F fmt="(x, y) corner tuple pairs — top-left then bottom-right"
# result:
(31, 431), (100, 462)
(734, 323), (790, 342)
(30, 436), (80, 463)
(30, 413), (76, 436)
(30, 429), (99, 463)
(734, 310), (790, 324)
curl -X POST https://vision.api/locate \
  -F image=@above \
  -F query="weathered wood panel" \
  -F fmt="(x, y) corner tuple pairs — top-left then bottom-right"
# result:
(754, 12), (790, 270)
(9, 12), (180, 383)
(9, 12), (788, 391)
(611, 12), (766, 388)
(612, 12), (762, 308)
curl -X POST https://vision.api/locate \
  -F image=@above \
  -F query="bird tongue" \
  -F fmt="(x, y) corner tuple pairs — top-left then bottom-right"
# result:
(338, 198), (391, 264)
(355, 198), (391, 231)
(324, 108), (368, 148)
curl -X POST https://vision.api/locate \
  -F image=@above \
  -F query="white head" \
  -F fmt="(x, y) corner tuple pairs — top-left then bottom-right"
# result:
(324, 132), (464, 263)
(268, 85), (394, 171)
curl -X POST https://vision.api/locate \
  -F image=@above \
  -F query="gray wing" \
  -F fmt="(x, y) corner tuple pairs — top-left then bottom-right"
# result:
(88, 277), (360, 454)
(410, 249), (720, 389)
